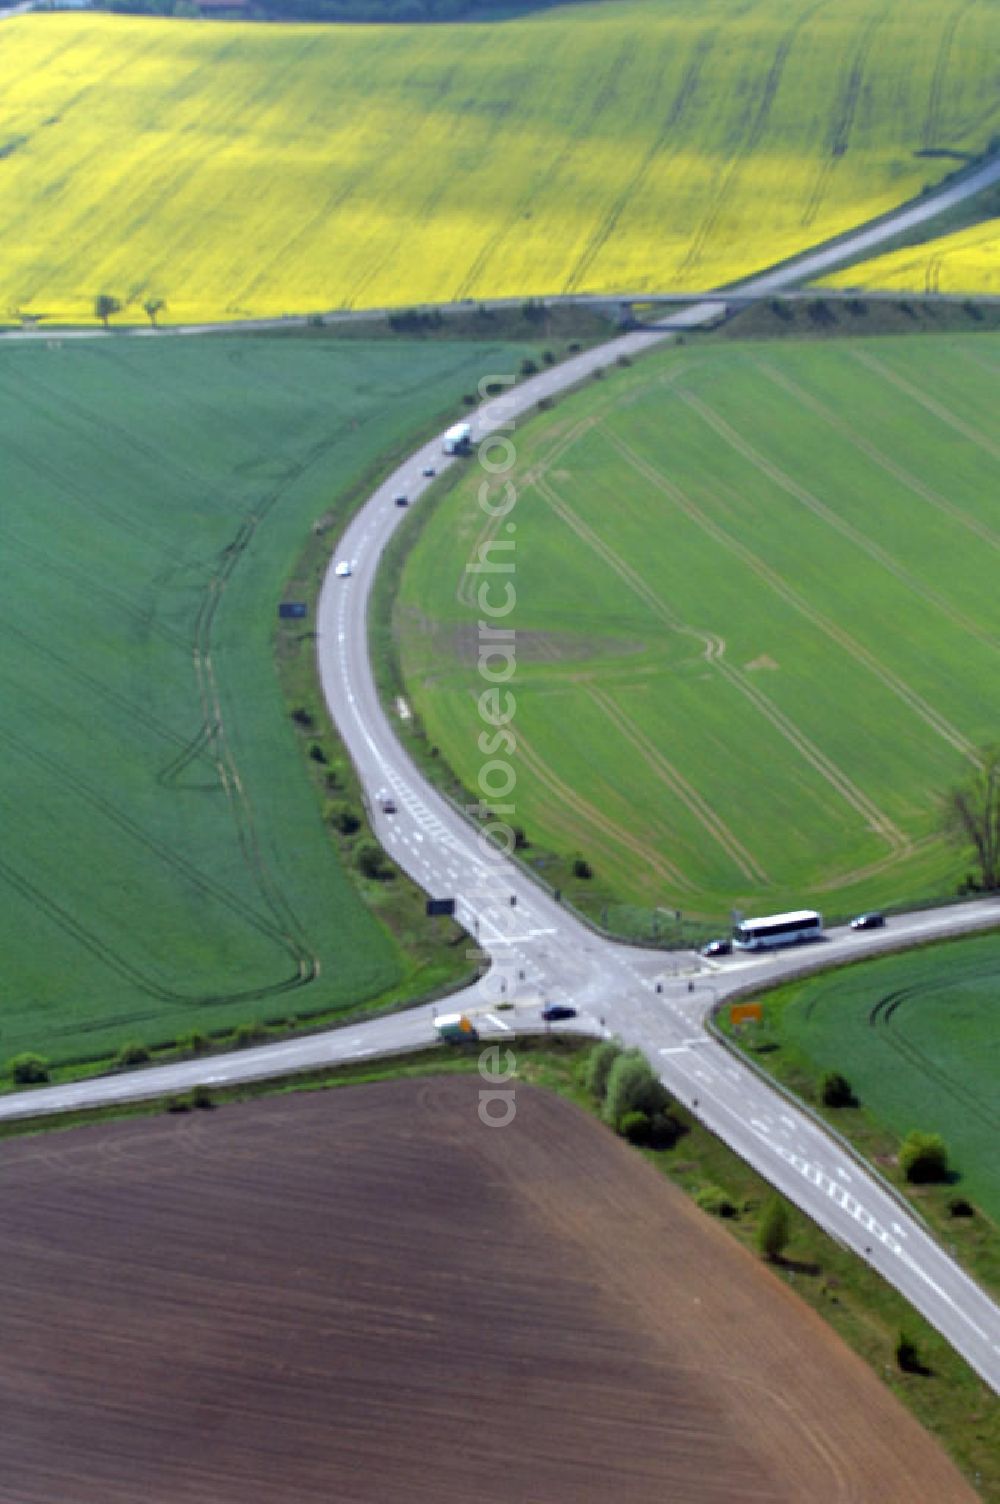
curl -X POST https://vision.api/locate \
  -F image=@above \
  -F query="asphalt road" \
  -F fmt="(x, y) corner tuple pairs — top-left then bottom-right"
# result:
(3, 157), (999, 1389)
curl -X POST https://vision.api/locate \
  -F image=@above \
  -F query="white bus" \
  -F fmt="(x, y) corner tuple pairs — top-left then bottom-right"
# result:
(732, 909), (823, 951)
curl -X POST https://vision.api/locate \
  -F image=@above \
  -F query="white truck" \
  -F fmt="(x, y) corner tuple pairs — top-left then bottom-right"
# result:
(442, 421), (472, 455)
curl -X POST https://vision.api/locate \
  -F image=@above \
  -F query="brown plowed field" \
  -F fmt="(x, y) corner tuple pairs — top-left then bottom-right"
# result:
(0, 1078), (975, 1502)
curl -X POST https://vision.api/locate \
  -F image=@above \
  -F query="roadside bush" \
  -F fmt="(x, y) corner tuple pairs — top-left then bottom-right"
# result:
(166, 1095), (192, 1114)
(820, 1070), (856, 1108)
(231, 1021), (267, 1049)
(519, 357), (538, 376)
(115, 1040), (151, 1068)
(7, 1052), (49, 1085)
(179, 1030), (209, 1057)
(356, 840), (395, 880)
(895, 1330), (929, 1374)
(307, 741), (328, 764)
(326, 800), (361, 836)
(291, 706), (315, 730)
(618, 1109), (650, 1144)
(756, 1196), (790, 1261)
(899, 1131), (949, 1184)
(603, 1048), (670, 1128)
(572, 857), (593, 880)
(696, 1185), (738, 1219)
(948, 1196), (975, 1218)
(541, 349), (555, 366)
(584, 1038), (622, 1100)
(190, 1084), (215, 1110)
(648, 1110), (682, 1149)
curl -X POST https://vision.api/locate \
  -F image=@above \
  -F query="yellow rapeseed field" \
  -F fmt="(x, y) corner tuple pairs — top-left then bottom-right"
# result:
(823, 220), (1000, 295)
(0, 0), (997, 323)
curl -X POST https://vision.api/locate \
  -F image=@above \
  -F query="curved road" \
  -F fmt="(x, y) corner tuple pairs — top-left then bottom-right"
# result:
(2, 160), (999, 1390)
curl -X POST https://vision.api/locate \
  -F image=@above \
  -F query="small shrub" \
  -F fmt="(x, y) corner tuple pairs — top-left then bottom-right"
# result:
(948, 1196), (975, 1218)
(179, 1030), (209, 1057)
(820, 1070), (856, 1108)
(231, 1021), (266, 1048)
(519, 357), (538, 377)
(166, 1095), (192, 1114)
(356, 840), (395, 880)
(756, 1196), (790, 1261)
(462, 393), (477, 406)
(696, 1185), (738, 1218)
(618, 1109), (651, 1144)
(585, 1038), (623, 1100)
(307, 741), (328, 765)
(648, 1110), (682, 1149)
(541, 349), (556, 366)
(190, 1084), (215, 1110)
(572, 857), (593, 880)
(899, 1131), (949, 1184)
(807, 298), (836, 327)
(537, 396), (554, 412)
(616, 353), (632, 368)
(511, 824), (529, 850)
(291, 706), (315, 730)
(115, 1040), (150, 1068)
(603, 1049), (670, 1126)
(895, 1330), (929, 1374)
(326, 800), (361, 836)
(567, 341), (581, 353)
(8, 1052), (49, 1085)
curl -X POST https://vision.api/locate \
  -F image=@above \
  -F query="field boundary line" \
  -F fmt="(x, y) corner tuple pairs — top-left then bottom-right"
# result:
(586, 683), (770, 885)
(601, 427), (913, 853)
(754, 358), (1000, 555)
(850, 348), (1000, 461)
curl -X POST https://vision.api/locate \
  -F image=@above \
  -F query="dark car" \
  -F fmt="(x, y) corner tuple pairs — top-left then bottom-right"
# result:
(541, 1003), (577, 1022)
(700, 938), (732, 957)
(393, 493), (409, 507)
(379, 795), (398, 815)
(850, 911), (885, 931)
(422, 465), (436, 478)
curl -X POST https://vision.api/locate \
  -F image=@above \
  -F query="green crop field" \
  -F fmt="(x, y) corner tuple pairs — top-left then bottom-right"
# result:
(1, 0), (999, 324)
(734, 933), (1000, 1224)
(0, 332), (538, 1069)
(395, 333), (1000, 929)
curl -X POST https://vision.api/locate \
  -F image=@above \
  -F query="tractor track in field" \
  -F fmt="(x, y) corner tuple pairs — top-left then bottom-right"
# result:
(678, 392), (994, 753)
(585, 684), (769, 886)
(564, 27), (719, 296)
(677, 0), (831, 278)
(513, 728), (691, 891)
(924, 0), (979, 151)
(799, 6), (890, 232)
(600, 426), (912, 857)
(753, 358), (1000, 554)
(616, 407), (978, 780)
(850, 348), (1000, 462)
(449, 32), (646, 305)
(0, 615), (194, 756)
(0, 723), (298, 957)
(868, 968), (1000, 1132)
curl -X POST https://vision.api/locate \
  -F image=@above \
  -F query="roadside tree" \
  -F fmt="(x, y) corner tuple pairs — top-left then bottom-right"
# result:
(95, 293), (122, 328)
(942, 746), (1000, 891)
(756, 1196), (790, 1261)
